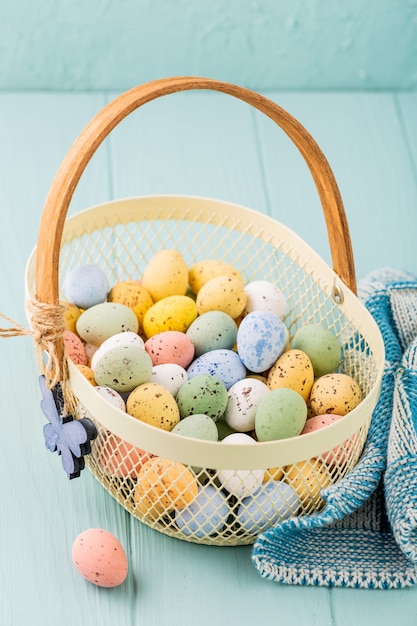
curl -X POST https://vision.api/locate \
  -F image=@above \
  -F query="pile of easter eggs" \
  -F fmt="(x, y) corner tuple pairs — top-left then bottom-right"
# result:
(61, 249), (364, 539)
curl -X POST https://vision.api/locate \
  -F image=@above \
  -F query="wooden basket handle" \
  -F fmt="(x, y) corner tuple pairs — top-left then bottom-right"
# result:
(36, 76), (356, 304)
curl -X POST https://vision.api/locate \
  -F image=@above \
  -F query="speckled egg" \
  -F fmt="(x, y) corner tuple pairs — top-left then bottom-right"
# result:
(91, 331), (144, 370)
(176, 374), (228, 422)
(134, 457), (199, 515)
(93, 345), (152, 392)
(243, 280), (288, 319)
(63, 264), (109, 309)
(150, 363), (188, 396)
(107, 280), (154, 333)
(310, 373), (363, 416)
(94, 430), (151, 478)
(301, 413), (354, 466)
(71, 528), (128, 588)
(225, 378), (270, 432)
(94, 385), (127, 411)
(75, 364), (96, 385)
(186, 349), (246, 390)
(188, 259), (244, 294)
(284, 458), (333, 510)
(126, 382), (180, 431)
(64, 330), (87, 365)
(61, 301), (83, 333)
(76, 302), (139, 346)
(255, 388), (307, 441)
(172, 413), (219, 441)
(236, 481), (300, 533)
(267, 349), (314, 401)
(186, 311), (238, 357)
(142, 249), (189, 301)
(143, 295), (197, 338)
(291, 324), (341, 378)
(145, 331), (195, 368)
(237, 310), (289, 373)
(174, 484), (230, 538)
(196, 276), (247, 318)
(217, 433), (264, 498)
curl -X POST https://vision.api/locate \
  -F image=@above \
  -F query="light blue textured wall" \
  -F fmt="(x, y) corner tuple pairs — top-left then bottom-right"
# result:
(1, 0), (416, 90)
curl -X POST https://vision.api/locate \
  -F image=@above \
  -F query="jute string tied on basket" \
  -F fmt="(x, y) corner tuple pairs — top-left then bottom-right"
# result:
(0, 299), (68, 390)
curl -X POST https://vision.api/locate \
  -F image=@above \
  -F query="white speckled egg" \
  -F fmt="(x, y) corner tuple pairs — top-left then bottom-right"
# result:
(186, 349), (246, 390)
(76, 302), (139, 346)
(186, 311), (238, 357)
(217, 433), (264, 498)
(63, 264), (109, 309)
(237, 310), (288, 373)
(150, 363), (188, 396)
(94, 386), (126, 411)
(93, 344), (152, 392)
(225, 378), (270, 432)
(244, 280), (288, 319)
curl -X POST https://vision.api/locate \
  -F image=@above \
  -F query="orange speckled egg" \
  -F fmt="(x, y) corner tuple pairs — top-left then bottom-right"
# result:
(134, 457), (198, 514)
(188, 259), (244, 294)
(196, 276), (247, 318)
(142, 249), (189, 301)
(61, 301), (83, 333)
(75, 364), (96, 385)
(71, 528), (128, 588)
(108, 280), (153, 334)
(94, 431), (151, 478)
(64, 330), (87, 365)
(267, 349), (314, 401)
(284, 458), (333, 511)
(310, 373), (363, 416)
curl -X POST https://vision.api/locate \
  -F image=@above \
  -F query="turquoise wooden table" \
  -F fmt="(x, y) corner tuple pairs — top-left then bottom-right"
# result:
(1, 87), (417, 625)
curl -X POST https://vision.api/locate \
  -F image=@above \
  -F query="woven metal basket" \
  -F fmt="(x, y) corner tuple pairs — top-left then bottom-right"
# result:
(25, 77), (384, 546)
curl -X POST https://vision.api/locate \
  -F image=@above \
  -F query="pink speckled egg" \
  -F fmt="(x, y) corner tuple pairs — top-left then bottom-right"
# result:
(144, 331), (195, 368)
(301, 414), (355, 467)
(64, 330), (87, 365)
(71, 528), (128, 587)
(95, 431), (151, 479)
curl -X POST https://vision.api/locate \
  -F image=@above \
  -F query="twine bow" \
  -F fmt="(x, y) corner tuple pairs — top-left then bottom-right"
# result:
(0, 299), (68, 389)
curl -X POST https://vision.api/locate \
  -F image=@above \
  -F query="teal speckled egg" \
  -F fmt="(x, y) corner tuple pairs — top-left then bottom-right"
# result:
(255, 388), (307, 441)
(172, 414), (219, 441)
(76, 302), (139, 346)
(291, 324), (341, 378)
(93, 344), (152, 393)
(186, 311), (238, 357)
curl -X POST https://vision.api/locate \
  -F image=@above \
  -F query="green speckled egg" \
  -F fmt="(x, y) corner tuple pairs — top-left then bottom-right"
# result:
(291, 324), (341, 378)
(93, 345), (152, 392)
(186, 311), (238, 357)
(172, 414), (219, 441)
(176, 374), (228, 422)
(76, 302), (139, 346)
(255, 388), (307, 441)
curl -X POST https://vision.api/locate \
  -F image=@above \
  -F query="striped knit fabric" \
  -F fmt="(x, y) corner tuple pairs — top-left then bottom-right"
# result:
(252, 269), (417, 589)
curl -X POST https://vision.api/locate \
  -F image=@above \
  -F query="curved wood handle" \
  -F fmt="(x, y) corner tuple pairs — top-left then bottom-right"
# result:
(36, 76), (356, 303)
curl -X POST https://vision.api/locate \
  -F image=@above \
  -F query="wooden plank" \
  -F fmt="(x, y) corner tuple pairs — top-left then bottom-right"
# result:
(255, 91), (417, 281)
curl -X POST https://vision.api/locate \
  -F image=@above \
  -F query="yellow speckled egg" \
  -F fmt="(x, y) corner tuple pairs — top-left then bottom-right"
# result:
(196, 276), (247, 318)
(263, 466), (284, 482)
(134, 457), (198, 515)
(189, 259), (244, 294)
(284, 458), (333, 510)
(108, 281), (153, 334)
(267, 349), (314, 401)
(142, 249), (189, 301)
(126, 382), (180, 431)
(61, 301), (83, 333)
(310, 373), (363, 416)
(75, 364), (96, 385)
(143, 295), (197, 338)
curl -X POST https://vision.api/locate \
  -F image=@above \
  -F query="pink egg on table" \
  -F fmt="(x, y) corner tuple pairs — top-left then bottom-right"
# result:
(64, 330), (87, 365)
(144, 330), (195, 368)
(71, 528), (128, 587)
(301, 414), (355, 467)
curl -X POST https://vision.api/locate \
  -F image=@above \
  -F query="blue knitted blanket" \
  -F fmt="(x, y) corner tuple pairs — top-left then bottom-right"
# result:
(252, 269), (417, 589)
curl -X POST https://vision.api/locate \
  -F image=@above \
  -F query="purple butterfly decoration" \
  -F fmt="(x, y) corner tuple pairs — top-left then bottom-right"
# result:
(39, 375), (97, 479)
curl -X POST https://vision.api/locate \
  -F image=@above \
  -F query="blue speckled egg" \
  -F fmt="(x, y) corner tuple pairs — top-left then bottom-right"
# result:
(186, 311), (238, 357)
(174, 485), (230, 537)
(63, 264), (109, 309)
(237, 481), (300, 533)
(237, 310), (288, 373)
(186, 349), (246, 390)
